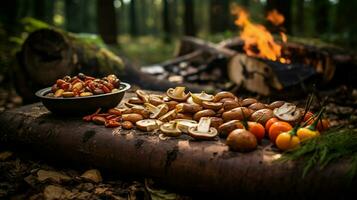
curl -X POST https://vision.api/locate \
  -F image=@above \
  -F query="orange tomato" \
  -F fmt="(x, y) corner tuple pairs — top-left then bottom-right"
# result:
(248, 121), (265, 141)
(268, 121), (293, 143)
(265, 117), (279, 133)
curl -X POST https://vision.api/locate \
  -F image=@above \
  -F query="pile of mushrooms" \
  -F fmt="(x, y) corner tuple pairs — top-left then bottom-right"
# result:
(84, 86), (306, 143)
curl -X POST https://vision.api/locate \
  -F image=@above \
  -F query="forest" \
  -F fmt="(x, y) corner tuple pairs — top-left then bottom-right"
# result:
(1, 0), (357, 66)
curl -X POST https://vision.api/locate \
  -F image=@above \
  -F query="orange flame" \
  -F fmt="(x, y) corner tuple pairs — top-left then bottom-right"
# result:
(232, 6), (288, 63)
(266, 9), (285, 26)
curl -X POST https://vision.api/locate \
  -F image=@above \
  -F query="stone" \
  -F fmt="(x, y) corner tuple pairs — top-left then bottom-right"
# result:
(80, 169), (102, 183)
(0, 151), (13, 161)
(43, 185), (73, 200)
(37, 170), (71, 183)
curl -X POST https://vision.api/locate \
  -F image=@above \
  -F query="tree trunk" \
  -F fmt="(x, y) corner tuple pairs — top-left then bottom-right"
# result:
(97, 0), (118, 44)
(266, 0), (292, 34)
(162, 0), (171, 42)
(295, 0), (304, 34)
(312, 0), (330, 34)
(184, 0), (196, 36)
(14, 28), (204, 102)
(65, 0), (81, 33)
(0, 102), (354, 198)
(209, 0), (230, 33)
(33, 0), (54, 24)
(129, 0), (138, 36)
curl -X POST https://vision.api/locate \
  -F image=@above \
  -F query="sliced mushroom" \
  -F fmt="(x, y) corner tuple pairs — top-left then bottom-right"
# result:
(213, 91), (236, 102)
(273, 103), (302, 122)
(149, 95), (165, 106)
(174, 119), (198, 133)
(136, 119), (163, 131)
(136, 90), (149, 103)
(201, 101), (223, 110)
(166, 87), (189, 101)
(187, 117), (218, 140)
(186, 96), (200, 105)
(160, 121), (181, 137)
(158, 109), (177, 122)
(190, 92), (214, 104)
(144, 103), (169, 119)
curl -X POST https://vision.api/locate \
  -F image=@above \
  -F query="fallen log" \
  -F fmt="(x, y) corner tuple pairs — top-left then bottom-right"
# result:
(0, 92), (355, 198)
(14, 28), (206, 103)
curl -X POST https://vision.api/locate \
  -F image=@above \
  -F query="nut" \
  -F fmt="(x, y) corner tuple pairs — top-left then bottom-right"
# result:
(210, 117), (224, 130)
(248, 102), (266, 111)
(222, 107), (253, 122)
(175, 103), (202, 113)
(122, 121), (134, 129)
(223, 100), (240, 111)
(218, 120), (244, 138)
(193, 109), (216, 121)
(201, 101), (223, 110)
(213, 91), (236, 102)
(241, 98), (258, 107)
(122, 113), (144, 123)
(92, 116), (107, 125)
(250, 109), (274, 125)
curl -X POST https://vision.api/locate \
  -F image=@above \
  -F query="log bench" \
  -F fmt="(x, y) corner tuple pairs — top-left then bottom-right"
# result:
(0, 91), (354, 198)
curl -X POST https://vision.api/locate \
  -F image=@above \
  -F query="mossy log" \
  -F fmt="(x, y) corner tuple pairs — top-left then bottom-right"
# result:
(15, 28), (204, 102)
(0, 92), (355, 198)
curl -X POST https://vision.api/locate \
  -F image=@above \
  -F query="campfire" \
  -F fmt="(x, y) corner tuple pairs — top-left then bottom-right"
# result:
(142, 7), (356, 96)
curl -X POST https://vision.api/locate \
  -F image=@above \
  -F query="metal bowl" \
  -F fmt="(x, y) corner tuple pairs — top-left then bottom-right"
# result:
(35, 82), (131, 115)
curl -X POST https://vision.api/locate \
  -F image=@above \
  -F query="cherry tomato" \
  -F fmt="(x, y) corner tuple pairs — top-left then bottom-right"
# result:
(297, 127), (320, 141)
(248, 121), (265, 141)
(275, 132), (300, 151)
(268, 121), (293, 143)
(265, 117), (279, 133)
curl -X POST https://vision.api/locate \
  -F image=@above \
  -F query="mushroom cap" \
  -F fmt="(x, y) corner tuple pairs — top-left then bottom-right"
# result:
(160, 122), (182, 137)
(158, 109), (177, 122)
(136, 119), (162, 131)
(166, 87), (189, 101)
(190, 92), (214, 104)
(149, 104), (169, 119)
(188, 126), (218, 140)
(187, 117), (218, 140)
(273, 103), (302, 122)
(136, 90), (149, 103)
(174, 119), (198, 133)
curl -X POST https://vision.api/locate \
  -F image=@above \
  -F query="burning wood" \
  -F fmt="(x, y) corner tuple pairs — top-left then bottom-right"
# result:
(142, 9), (357, 96)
